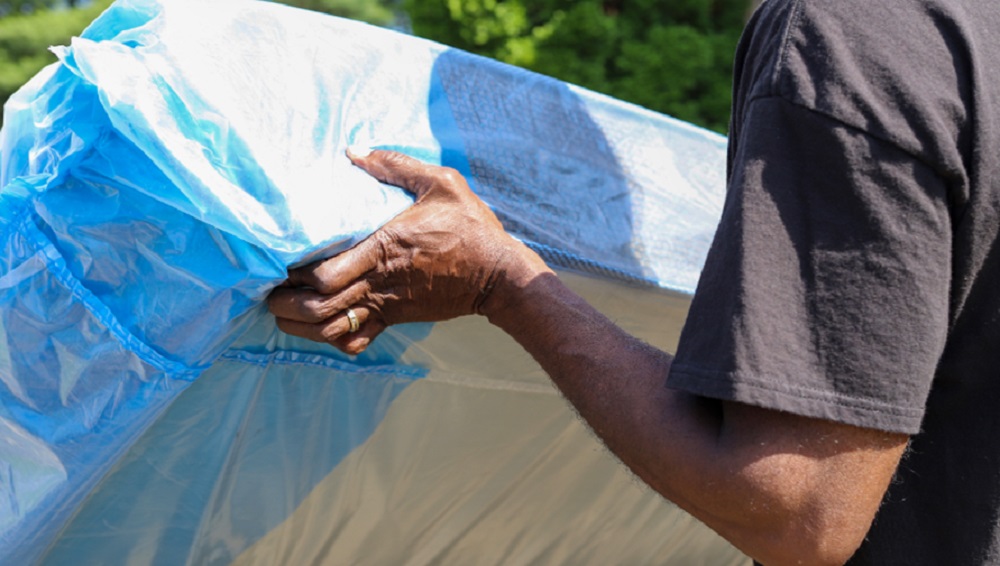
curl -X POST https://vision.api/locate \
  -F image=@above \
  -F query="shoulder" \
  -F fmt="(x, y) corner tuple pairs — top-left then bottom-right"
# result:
(736, 0), (987, 175)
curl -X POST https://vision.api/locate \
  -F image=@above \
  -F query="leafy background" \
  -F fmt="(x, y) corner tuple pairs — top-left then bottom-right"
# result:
(0, 0), (760, 132)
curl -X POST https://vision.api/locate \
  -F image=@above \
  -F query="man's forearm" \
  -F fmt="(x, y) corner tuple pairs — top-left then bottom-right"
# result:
(481, 261), (739, 540)
(480, 248), (906, 565)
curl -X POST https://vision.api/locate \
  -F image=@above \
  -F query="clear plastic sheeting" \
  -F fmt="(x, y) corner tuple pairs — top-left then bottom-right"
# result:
(0, 0), (740, 564)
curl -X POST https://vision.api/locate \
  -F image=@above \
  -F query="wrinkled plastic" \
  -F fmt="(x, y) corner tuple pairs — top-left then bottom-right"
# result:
(0, 0), (736, 564)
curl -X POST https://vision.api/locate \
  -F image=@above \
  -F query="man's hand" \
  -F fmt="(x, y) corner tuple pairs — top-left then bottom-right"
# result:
(267, 148), (550, 354)
(268, 149), (909, 565)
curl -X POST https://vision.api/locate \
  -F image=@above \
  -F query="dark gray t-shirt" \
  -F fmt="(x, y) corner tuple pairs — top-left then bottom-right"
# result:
(668, 0), (1000, 562)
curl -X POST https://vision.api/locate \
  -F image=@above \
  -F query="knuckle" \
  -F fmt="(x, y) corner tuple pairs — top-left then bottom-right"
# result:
(373, 225), (399, 246)
(358, 279), (375, 301)
(297, 297), (322, 321)
(370, 232), (397, 274)
(297, 294), (336, 322)
(437, 167), (467, 189)
(311, 264), (338, 294)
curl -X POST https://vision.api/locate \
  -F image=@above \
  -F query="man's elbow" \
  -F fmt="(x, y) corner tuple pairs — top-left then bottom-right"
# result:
(717, 460), (877, 565)
(703, 403), (906, 565)
(744, 508), (870, 566)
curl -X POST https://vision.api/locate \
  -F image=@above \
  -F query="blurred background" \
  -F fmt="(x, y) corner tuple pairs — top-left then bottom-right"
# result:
(0, 0), (764, 133)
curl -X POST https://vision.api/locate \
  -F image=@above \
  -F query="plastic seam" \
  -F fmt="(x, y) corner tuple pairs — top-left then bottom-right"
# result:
(218, 349), (426, 379)
(16, 214), (199, 380)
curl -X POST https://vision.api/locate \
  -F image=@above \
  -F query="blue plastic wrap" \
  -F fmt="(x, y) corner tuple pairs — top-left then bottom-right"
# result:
(0, 1), (735, 563)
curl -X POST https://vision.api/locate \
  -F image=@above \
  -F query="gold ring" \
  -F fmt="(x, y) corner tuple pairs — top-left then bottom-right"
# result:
(345, 308), (360, 333)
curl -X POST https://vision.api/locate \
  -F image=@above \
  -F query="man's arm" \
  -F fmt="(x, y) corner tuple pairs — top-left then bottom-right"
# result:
(483, 266), (907, 565)
(268, 149), (908, 566)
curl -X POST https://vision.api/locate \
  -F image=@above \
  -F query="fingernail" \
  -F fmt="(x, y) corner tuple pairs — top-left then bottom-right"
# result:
(347, 145), (373, 159)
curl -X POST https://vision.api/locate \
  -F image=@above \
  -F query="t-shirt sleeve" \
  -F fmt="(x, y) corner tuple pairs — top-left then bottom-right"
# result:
(667, 96), (952, 435)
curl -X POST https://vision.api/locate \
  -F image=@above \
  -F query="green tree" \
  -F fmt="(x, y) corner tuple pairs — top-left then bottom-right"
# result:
(0, 0), (112, 115)
(0, 1), (83, 18)
(404, 0), (749, 132)
(0, 1), (53, 18)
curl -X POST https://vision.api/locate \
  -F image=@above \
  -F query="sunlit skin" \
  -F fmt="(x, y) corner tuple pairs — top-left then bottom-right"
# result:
(267, 148), (909, 566)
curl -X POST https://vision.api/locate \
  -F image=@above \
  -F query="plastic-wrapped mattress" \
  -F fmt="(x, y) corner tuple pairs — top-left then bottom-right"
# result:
(0, 0), (742, 563)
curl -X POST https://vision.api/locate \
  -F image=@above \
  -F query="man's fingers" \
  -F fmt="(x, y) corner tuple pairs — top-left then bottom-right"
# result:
(274, 304), (374, 345)
(267, 288), (327, 322)
(347, 147), (465, 200)
(286, 238), (379, 294)
(267, 280), (371, 323)
(274, 317), (326, 344)
(332, 318), (386, 356)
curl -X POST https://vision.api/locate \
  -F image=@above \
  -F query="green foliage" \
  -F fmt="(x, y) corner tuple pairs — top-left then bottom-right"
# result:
(0, 1), (83, 18)
(0, 0), (112, 113)
(405, 0), (748, 132)
(0, 1), (54, 18)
